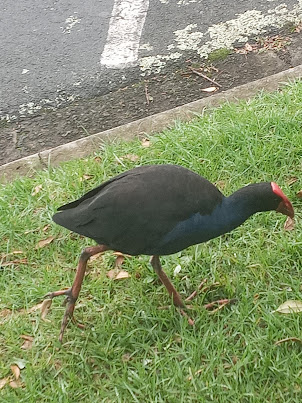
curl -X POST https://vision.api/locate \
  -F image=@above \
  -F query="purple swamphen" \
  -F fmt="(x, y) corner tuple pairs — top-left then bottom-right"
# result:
(45, 164), (294, 341)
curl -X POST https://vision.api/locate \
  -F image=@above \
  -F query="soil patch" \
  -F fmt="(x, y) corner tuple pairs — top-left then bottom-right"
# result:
(1, 31), (302, 166)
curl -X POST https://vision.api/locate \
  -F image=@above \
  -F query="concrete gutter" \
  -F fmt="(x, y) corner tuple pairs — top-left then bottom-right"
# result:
(1, 64), (302, 183)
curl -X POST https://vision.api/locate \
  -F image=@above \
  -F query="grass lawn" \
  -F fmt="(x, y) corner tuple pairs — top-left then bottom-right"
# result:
(1, 81), (302, 402)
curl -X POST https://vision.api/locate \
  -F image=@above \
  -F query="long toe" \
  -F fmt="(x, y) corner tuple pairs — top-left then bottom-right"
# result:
(43, 287), (72, 300)
(59, 299), (76, 343)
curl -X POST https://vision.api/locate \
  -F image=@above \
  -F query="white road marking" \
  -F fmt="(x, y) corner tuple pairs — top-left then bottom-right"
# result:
(100, 0), (149, 68)
(140, 1), (302, 75)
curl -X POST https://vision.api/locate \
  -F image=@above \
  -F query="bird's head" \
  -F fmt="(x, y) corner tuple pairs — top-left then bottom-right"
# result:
(271, 182), (294, 218)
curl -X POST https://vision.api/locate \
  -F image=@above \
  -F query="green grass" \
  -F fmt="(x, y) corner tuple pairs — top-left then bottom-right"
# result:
(208, 48), (230, 63)
(1, 80), (302, 402)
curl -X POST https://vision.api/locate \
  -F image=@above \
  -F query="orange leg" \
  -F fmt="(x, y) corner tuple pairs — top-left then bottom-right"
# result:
(150, 255), (185, 308)
(44, 244), (109, 342)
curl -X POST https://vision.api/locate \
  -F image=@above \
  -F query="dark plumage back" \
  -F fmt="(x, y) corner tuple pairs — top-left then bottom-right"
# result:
(53, 165), (223, 255)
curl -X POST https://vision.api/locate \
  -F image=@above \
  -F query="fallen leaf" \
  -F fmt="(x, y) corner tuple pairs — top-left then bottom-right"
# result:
(173, 264), (182, 276)
(141, 138), (150, 147)
(187, 369), (203, 381)
(82, 174), (94, 181)
(35, 236), (55, 249)
(0, 378), (9, 390)
(42, 224), (50, 232)
(106, 269), (130, 280)
(13, 359), (26, 370)
(21, 335), (34, 350)
(245, 42), (253, 51)
(40, 299), (52, 321)
(0, 258), (28, 267)
(31, 184), (42, 196)
(284, 217), (295, 231)
(122, 353), (132, 362)
(114, 254), (125, 269)
(94, 156), (102, 163)
(215, 180), (226, 190)
(0, 308), (12, 318)
(115, 271), (131, 280)
(274, 300), (302, 314)
(121, 154), (139, 162)
(1, 250), (24, 259)
(275, 337), (302, 345)
(89, 252), (103, 262)
(10, 365), (20, 380)
(24, 227), (39, 234)
(286, 177), (298, 186)
(201, 86), (218, 93)
(28, 299), (52, 321)
(106, 269), (117, 280)
(28, 302), (43, 313)
(297, 190), (302, 198)
(9, 379), (23, 389)
(113, 251), (131, 258)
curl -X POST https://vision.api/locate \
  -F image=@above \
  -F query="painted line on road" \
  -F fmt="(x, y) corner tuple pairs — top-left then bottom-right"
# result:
(100, 0), (149, 68)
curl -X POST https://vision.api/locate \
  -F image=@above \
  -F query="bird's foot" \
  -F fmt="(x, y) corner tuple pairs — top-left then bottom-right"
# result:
(179, 308), (195, 326)
(185, 279), (208, 302)
(43, 287), (83, 342)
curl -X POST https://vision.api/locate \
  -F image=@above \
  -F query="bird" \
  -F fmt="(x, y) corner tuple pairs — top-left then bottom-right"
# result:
(45, 164), (294, 342)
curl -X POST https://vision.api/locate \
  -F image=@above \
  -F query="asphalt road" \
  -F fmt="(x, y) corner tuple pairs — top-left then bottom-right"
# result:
(1, 0), (302, 121)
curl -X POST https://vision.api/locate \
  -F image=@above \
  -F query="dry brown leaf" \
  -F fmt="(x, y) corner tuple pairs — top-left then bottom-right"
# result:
(106, 269), (130, 280)
(82, 174), (94, 181)
(106, 269), (118, 279)
(201, 86), (217, 93)
(245, 42), (253, 51)
(297, 190), (302, 199)
(28, 302), (43, 313)
(28, 299), (52, 321)
(10, 365), (20, 380)
(43, 224), (50, 232)
(113, 251), (131, 258)
(24, 227), (39, 234)
(275, 337), (302, 345)
(122, 353), (132, 362)
(94, 156), (102, 163)
(215, 180), (226, 190)
(121, 154), (139, 162)
(0, 308), (12, 318)
(284, 216), (295, 231)
(1, 250), (24, 259)
(114, 254), (125, 269)
(274, 300), (302, 314)
(21, 335), (34, 350)
(141, 138), (150, 147)
(41, 299), (52, 321)
(0, 378), (9, 390)
(9, 379), (23, 389)
(21, 334), (34, 342)
(286, 177), (298, 186)
(115, 270), (130, 280)
(31, 184), (42, 196)
(187, 369), (203, 381)
(35, 236), (55, 249)
(1, 258), (28, 267)
(90, 252), (103, 262)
